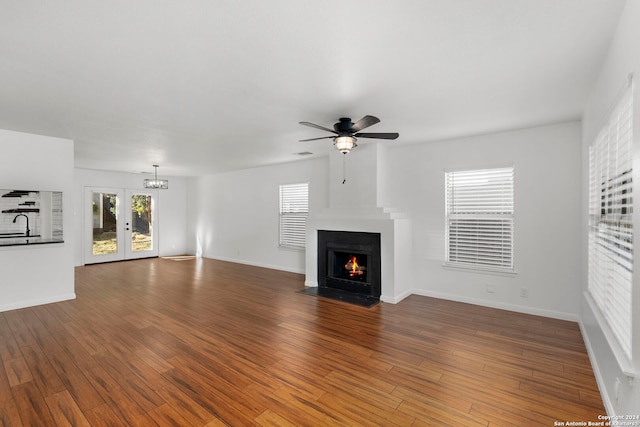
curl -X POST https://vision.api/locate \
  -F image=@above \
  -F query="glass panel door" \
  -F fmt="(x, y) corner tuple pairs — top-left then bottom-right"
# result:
(125, 190), (158, 259)
(85, 188), (124, 264)
(85, 188), (159, 264)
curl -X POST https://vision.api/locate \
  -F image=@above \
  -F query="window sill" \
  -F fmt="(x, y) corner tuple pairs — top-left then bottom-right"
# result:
(442, 263), (517, 277)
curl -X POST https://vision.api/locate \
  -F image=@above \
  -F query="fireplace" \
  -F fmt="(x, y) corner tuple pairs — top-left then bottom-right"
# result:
(305, 145), (413, 303)
(318, 230), (381, 299)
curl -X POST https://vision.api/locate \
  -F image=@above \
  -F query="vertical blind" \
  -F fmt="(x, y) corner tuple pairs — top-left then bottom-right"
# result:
(588, 81), (633, 359)
(279, 183), (309, 248)
(445, 167), (514, 272)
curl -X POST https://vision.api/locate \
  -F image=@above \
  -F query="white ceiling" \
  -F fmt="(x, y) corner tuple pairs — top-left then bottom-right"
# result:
(0, 1), (626, 177)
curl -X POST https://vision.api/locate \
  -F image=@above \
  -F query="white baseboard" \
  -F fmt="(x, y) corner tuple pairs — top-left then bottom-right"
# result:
(410, 289), (579, 322)
(578, 320), (613, 417)
(207, 256), (305, 275)
(381, 289), (413, 304)
(0, 292), (76, 313)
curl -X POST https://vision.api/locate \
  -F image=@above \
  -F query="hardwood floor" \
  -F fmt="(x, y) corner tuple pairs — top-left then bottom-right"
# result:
(1, 257), (605, 426)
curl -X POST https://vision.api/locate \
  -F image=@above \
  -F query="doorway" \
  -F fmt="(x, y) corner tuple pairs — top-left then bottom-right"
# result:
(84, 188), (159, 264)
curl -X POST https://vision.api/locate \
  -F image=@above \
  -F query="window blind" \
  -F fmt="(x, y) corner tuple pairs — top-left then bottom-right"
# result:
(279, 183), (309, 248)
(445, 167), (514, 272)
(588, 82), (633, 359)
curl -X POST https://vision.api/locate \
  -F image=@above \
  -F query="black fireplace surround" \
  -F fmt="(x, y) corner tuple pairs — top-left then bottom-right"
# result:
(317, 230), (381, 299)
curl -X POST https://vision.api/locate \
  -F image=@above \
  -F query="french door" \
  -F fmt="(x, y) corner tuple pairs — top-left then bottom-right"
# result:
(85, 188), (159, 264)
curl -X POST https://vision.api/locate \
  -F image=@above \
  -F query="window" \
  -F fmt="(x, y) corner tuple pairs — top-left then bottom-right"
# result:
(279, 183), (309, 248)
(588, 81), (633, 360)
(445, 167), (514, 273)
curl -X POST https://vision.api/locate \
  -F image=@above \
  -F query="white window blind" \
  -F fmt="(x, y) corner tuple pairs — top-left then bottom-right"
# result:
(445, 167), (514, 272)
(279, 183), (309, 248)
(588, 81), (633, 359)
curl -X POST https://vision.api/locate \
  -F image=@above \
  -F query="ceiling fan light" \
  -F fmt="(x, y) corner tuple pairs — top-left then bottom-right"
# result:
(334, 136), (357, 154)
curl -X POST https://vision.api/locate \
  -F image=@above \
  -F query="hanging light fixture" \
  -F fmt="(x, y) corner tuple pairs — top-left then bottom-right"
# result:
(143, 164), (169, 189)
(334, 135), (357, 154)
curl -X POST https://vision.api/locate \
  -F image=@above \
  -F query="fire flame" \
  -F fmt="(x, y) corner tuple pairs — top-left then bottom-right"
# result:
(345, 256), (363, 277)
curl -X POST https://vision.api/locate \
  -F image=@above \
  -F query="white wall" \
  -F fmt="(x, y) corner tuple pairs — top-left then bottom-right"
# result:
(73, 168), (189, 265)
(190, 121), (582, 320)
(386, 122), (583, 320)
(580, 0), (640, 415)
(0, 129), (75, 312)
(188, 157), (328, 273)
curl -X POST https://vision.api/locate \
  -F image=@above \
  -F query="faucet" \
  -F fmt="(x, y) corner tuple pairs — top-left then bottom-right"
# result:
(12, 214), (30, 237)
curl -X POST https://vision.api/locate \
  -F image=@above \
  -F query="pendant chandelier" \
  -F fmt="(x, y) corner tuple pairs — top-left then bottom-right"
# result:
(143, 164), (169, 189)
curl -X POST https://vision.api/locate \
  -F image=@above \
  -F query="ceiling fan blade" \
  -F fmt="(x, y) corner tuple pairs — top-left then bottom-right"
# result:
(299, 121), (338, 134)
(299, 136), (335, 142)
(350, 115), (380, 132)
(354, 132), (399, 140)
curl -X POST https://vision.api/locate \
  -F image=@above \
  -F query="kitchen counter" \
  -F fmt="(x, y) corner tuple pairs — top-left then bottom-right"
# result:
(0, 237), (64, 247)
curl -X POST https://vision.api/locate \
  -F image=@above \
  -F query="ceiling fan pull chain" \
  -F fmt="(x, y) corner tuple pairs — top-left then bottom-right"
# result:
(342, 155), (347, 184)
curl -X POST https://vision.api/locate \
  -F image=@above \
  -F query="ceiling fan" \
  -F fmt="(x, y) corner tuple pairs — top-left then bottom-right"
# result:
(299, 115), (399, 154)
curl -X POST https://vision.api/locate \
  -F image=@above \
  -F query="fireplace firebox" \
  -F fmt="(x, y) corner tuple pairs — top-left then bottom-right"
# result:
(318, 230), (381, 299)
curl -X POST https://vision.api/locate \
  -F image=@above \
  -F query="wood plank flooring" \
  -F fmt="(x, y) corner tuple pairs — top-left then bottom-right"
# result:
(0, 257), (605, 426)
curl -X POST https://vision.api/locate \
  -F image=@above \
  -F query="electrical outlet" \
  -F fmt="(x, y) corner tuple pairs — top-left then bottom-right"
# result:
(520, 288), (528, 298)
(486, 284), (495, 293)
